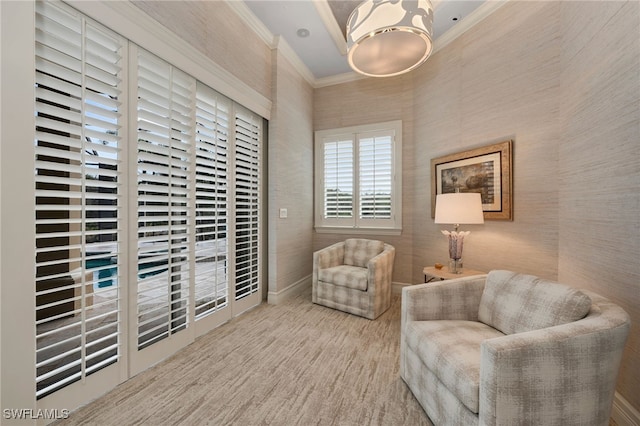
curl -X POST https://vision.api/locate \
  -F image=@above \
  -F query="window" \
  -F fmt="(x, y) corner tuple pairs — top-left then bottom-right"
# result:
(314, 121), (402, 233)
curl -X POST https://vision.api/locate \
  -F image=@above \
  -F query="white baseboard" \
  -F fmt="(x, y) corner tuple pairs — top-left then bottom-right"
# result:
(267, 274), (311, 305)
(612, 391), (640, 426)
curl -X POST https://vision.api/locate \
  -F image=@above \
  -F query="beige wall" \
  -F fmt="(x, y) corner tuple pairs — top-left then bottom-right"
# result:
(412, 1), (562, 283)
(268, 48), (314, 296)
(314, 0), (639, 412)
(557, 0), (640, 410)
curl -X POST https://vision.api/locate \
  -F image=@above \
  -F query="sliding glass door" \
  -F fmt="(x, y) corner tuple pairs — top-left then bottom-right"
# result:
(33, 0), (264, 409)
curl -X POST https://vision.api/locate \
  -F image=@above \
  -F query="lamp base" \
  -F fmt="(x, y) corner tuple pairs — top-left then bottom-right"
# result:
(448, 259), (463, 274)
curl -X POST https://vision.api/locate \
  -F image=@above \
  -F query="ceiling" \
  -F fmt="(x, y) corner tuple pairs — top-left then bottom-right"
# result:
(243, 0), (487, 84)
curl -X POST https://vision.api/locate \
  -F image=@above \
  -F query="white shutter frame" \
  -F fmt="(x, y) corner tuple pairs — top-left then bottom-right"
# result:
(317, 133), (355, 228)
(233, 106), (262, 302)
(358, 130), (394, 225)
(314, 120), (402, 234)
(194, 82), (230, 319)
(34, 0), (125, 400)
(135, 48), (194, 351)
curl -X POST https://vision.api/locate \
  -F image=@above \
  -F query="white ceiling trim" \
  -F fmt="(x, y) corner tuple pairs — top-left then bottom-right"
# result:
(226, 0), (274, 47)
(314, 71), (366, 89)
(314, 0), (348, 56)
(273, 35), (316, 84)
(432, 0), (510, 54)
(228, 0), (316, 86)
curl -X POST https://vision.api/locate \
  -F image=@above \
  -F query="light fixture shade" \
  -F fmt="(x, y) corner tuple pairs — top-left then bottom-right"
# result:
(434, 193), (485, 225)
(346, 0), (434, 78)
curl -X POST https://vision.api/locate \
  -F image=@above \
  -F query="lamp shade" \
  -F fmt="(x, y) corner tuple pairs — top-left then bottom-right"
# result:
(346, 0), (433, 78)
(434, 193), (485, 225)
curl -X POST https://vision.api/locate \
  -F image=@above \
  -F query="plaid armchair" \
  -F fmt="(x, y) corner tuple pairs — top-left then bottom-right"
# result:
(400, 270), (631, 426)
(312, 238), (395, 320)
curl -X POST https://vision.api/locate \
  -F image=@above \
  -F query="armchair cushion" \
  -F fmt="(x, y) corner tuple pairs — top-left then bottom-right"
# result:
(343, 238), (384, 267)
(478, 270), (592, 335)
(318, 265), (368, 291)
(404, 319), (504, 413)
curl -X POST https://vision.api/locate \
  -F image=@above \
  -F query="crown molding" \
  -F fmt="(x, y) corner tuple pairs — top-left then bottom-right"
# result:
(314, 0), (347, 56)
(229, 1), (316, 86)
(433, 0), (510, 54)
(273, 36), (316, 86)
(226, 0), (274, 47)
(314, 71), (365, 89)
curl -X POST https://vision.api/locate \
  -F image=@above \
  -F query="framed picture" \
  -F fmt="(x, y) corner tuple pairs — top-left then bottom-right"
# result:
(431, 140), (513, 220)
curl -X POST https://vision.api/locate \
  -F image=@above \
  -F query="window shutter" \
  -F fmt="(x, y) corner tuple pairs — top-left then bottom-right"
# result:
(315, 121), (401, 232)
(323, 138), (354, 219)
(194, 83), (230, 317)
(35, 0), (123, 398)
(358, 133), (393, 219)
(136, 50), (194, 349)
(234, 107), (261, 300)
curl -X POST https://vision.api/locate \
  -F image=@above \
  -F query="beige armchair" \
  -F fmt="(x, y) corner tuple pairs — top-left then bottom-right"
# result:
(312, 238), (395, 320)
(400, 270), (631, 426)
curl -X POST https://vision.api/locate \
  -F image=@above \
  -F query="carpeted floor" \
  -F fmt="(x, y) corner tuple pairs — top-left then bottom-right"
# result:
(56, 290), (432, 426)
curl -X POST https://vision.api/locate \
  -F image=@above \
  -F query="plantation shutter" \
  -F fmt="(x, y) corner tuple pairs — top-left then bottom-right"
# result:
(35, 0), (123, 398)
(358, 132), (393, 219)
(234, 107), (261, 300)
(323, 137), (354, 219)
(194, 83), (230, 318)
(136, 50), (194, 349)
(315, 121), (401, 231)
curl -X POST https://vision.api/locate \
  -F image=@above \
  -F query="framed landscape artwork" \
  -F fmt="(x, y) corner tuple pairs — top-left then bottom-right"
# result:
(431, 140), (513, 220)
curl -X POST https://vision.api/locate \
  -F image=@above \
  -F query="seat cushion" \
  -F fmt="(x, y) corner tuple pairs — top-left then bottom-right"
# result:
(478, 270), (593, 335)
(343, 239), (384, 268)
(404, 320), (504, 414)
(318, 265), (368, 291)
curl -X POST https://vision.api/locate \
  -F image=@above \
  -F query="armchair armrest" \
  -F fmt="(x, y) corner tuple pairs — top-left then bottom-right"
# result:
(479, 294), (631, 426)
(312, 241), (345, 283)
(401, 275), (487, 325)
(366, 243), (395, 296)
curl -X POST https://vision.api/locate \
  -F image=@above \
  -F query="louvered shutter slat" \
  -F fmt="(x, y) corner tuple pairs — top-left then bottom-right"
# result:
(323, 139), (354, 218)
(359, 135), (393, 219)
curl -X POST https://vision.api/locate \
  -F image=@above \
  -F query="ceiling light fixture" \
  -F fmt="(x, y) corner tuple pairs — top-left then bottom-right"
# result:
(346, 0), (434, 78)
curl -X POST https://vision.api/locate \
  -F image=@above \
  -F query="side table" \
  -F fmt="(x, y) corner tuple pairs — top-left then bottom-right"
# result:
(423, 266), (486, 283)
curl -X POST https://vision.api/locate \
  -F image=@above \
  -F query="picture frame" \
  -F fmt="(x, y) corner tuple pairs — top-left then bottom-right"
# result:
(431, 140), (513, 220)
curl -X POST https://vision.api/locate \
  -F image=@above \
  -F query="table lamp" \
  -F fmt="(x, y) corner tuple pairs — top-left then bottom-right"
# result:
(434, 192), (484, 273)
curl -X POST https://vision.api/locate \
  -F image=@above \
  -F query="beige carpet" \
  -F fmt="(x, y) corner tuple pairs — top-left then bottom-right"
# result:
(56, 290), (433, 426)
